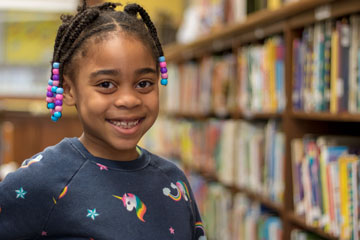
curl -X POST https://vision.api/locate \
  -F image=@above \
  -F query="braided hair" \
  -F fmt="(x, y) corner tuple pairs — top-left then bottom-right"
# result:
(51, 1), (164, 85)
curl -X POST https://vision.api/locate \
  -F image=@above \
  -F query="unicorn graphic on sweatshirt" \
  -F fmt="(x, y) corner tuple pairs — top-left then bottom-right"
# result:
(113, 193), (147, 222)
(162, 181), (190, 202)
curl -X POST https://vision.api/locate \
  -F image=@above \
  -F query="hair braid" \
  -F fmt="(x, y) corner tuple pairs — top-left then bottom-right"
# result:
(124, 3), (164, 57)
(61, 23), (116, 69)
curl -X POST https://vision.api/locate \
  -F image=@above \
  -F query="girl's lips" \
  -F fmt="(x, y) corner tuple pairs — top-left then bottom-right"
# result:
(107, 117), (145, 135)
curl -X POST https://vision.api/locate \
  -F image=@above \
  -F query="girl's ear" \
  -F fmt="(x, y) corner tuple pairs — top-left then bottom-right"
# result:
(63, 75), (77, 106)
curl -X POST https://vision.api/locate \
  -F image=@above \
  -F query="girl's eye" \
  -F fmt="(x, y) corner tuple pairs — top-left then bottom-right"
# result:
(98, 81), (114, 89)
(136, 80), (153, 89)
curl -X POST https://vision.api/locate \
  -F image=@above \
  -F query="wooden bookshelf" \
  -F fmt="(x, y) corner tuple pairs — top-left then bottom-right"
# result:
(287, 213), (339, 240)
(291, 111), (360, 122)
(187, 165), (285, 215)
(163, 112), (283, 121)
(0, 98), (82, 166)
(164, 0), (334, 61)
(163, 0), (360, 239)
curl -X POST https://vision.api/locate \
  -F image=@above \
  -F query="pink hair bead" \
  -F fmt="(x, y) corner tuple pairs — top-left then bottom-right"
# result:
(56, 94), (63, 100)
(52, 69), (59, 75)
(161, 73), (168, 79)
(47, 86), (52, 91)
(50, 109), (55, 114)
(52, 81), (59, 86)
(55, 106), (63, 112)
(160, 62), (167, 68)
(46, 97), (53, 103)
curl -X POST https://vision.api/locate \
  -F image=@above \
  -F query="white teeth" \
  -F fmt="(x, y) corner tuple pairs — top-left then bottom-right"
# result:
(109, 119), (140, 129)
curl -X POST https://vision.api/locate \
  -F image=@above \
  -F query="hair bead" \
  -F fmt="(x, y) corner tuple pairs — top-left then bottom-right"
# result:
(47, 91), (54, 97)
(47, 102), (55, 109)
(160, 67), (167, 73)
(56, 88), (64, 94)
(52, 69), (60, 75)
(52, 74), (60, 80)
(158, 56), (165, 62)
(161, 79), (168, 86)
(161, 73), (168, 79)
(53, 62), (60, 68)
(159, 62), (166, 68)
(51, 115), (58, 122)
(54, 111), (62, 118)
(55, 106), (63, 112)
(56, 94), (64, 100)
(48, 80), (53, 86)
(55, 100), (63, 106)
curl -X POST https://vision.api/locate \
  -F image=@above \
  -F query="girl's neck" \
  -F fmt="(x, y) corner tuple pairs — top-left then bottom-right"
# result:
(78, 133), (139, 161)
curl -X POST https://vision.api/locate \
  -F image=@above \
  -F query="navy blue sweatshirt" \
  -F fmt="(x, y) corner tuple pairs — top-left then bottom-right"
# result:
(0, 138), (206, 240)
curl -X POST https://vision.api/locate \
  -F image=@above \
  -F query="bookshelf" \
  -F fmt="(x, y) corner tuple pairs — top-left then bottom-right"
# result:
(156, 0), (360, 239)
(0, 97), (82, 169)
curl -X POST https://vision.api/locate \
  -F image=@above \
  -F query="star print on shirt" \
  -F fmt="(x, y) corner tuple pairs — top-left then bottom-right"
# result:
(87, 209), (99, 220)
(96, 163), (108, 171)
(15, 187), (27, 199)
(169, 227), (175, 234)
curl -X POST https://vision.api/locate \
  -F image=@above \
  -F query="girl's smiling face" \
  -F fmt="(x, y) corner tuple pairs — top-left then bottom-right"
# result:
(63, 32), (159, 161)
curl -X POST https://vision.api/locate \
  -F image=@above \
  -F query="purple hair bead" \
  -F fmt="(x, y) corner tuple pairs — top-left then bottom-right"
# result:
(47, 91), (53, 97)
(52, 74), (59, 80)
(55, 100), (63, 106)
(160, 67), (167, 73)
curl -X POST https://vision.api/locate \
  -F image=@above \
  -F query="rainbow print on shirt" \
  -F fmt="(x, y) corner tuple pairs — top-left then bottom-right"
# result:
(113, 193), (147, 222)
(163, 181), (190, 202)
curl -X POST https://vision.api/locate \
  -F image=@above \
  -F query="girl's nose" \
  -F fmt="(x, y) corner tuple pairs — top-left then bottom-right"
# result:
(114, 90), (142, 109)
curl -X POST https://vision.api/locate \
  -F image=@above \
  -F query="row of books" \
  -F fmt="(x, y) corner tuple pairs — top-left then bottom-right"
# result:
(177, 0), (298, 43)
(292, 15), (360, 113)
(292, 135), (360, 239)
(162, 36), (285, 116)
(188, 174), (283, 240)
(141, 117), (285, 204)
(291, 229), (323, 240)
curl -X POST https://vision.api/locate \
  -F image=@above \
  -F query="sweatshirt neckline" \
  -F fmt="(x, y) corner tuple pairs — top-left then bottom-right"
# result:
(68, 137), (150, 171)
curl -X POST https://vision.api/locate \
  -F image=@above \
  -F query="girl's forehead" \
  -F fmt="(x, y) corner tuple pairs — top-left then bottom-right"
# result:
(84, 31), (155, 60)
(79, 33), (157, 70)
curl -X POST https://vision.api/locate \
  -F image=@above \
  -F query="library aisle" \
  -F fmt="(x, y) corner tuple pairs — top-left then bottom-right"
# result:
(1, 0), (360, 239)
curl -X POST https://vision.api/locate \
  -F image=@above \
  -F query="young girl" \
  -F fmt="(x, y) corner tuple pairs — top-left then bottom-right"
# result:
(0, 2), (206, 239)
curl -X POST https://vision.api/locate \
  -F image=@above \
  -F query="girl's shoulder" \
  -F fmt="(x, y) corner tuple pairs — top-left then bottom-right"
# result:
(143, 148), (188, 182)
(2, 138), (86, 196)
(20, 137), (85, 169)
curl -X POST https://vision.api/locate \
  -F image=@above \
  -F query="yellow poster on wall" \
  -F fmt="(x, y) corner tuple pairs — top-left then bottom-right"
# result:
(5, 19), (60, 65)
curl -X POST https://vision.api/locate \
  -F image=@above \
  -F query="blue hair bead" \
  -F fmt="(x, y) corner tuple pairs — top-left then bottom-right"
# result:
(161, 79), (168, 86)
(56, 88), (64, 94)
(158, 56), (165, 62)
(47, 102), (55, 109)
(53, 62), (60, 69)
(48, 79), (53, 86)
(51, 115), (58, 122)
(54, 111), (62, 118)
(51, 86), (58, 93)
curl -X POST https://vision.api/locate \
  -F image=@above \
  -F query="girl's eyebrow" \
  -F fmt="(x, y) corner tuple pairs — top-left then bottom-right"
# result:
(90, 69), (120, 78)
(135, 67), (157, 76)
